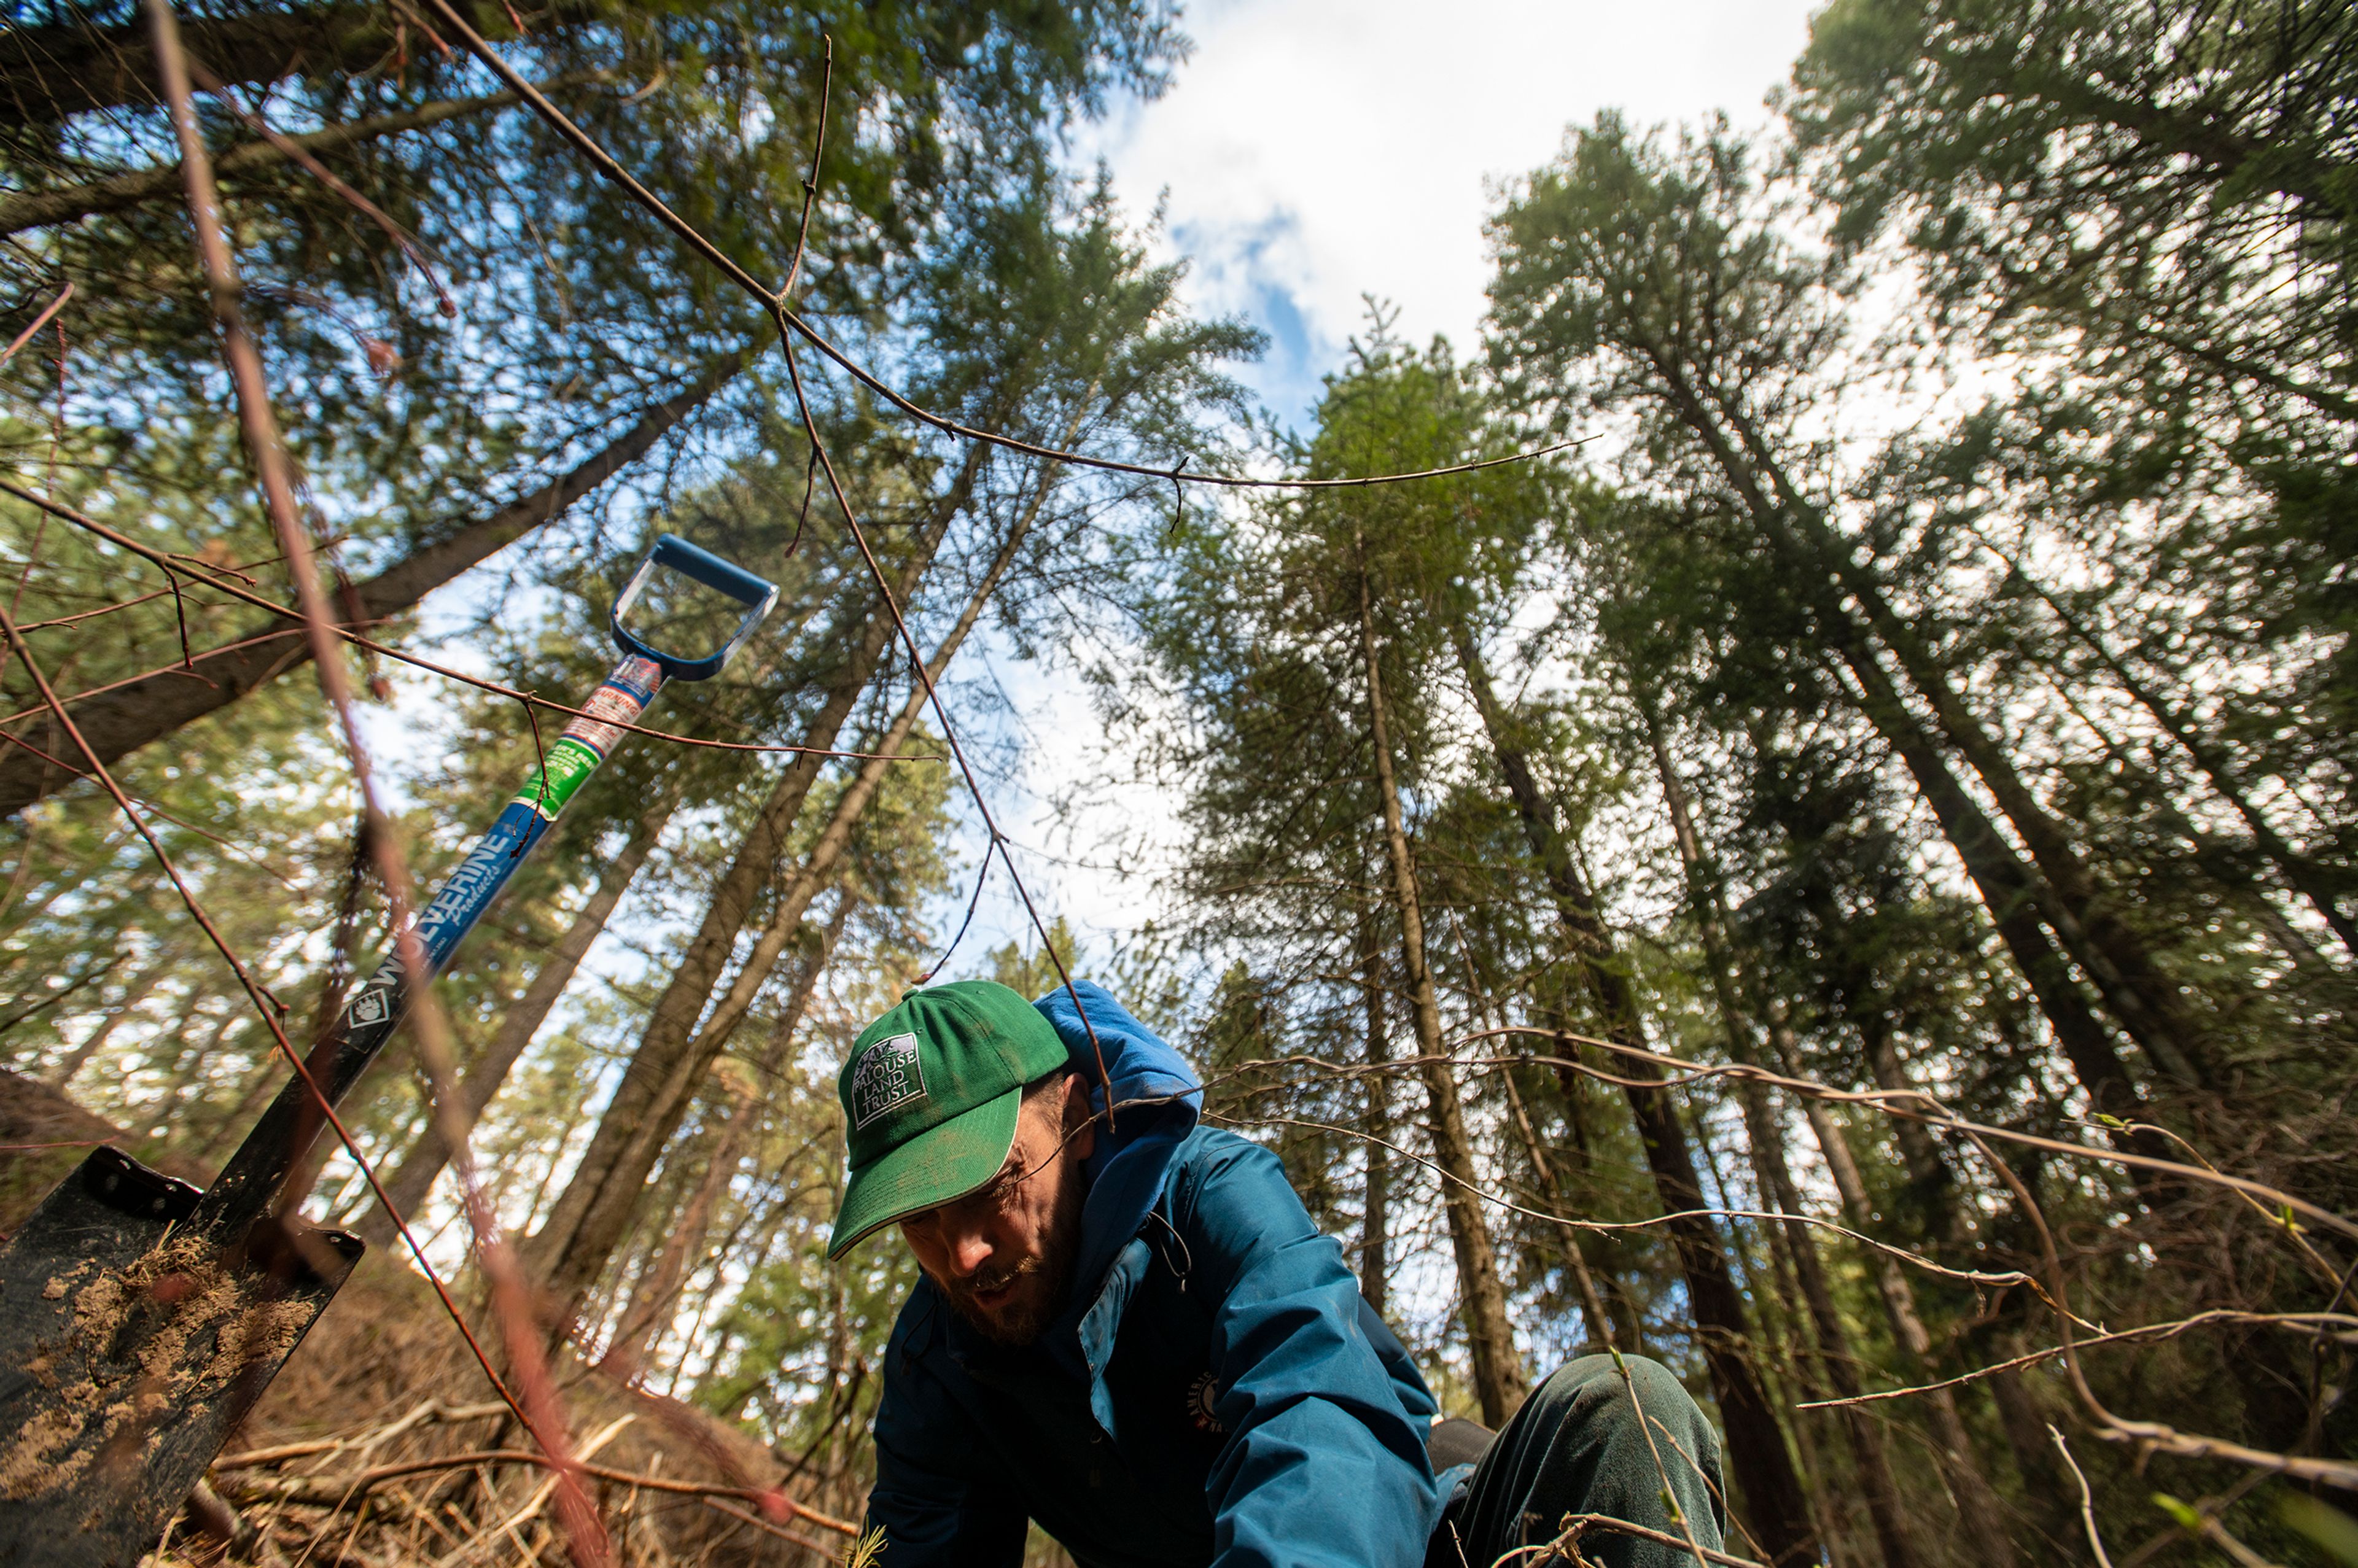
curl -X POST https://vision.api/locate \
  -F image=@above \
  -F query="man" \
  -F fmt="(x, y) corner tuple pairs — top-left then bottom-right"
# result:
(828, 978), (1727, 1568)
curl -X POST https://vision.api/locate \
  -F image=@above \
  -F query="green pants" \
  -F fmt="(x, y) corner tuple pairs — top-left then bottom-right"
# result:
(1426, 1356), (1728, 1568)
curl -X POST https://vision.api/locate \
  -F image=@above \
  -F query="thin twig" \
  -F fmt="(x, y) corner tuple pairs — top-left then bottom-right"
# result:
(1608, 1346), (1713, 1566)
(2049, 1425), (2116, 1568)
(221, 1447), (860, 1534)
(0, 284), (73, 367)
(1534, 1514), (1767, 1568)
(1797, 1310), (2358, 1410)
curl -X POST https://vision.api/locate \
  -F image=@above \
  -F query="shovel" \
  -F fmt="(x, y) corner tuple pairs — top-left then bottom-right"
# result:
(0, 534), (777, 1566)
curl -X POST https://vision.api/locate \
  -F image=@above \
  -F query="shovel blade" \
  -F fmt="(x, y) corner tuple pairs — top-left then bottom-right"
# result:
(0, 1147), (362, 1566)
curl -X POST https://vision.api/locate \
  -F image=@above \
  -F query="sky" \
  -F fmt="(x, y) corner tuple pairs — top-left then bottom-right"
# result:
(1073, 0), (1825, 425)
(944, 0), (1828, 978)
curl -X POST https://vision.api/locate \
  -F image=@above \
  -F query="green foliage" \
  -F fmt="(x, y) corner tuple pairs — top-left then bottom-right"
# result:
(1788, 0), (2358, 866)
(982, 914), (1084, 1004)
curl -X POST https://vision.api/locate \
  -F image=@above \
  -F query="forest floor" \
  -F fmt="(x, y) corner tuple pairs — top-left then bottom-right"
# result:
(1, 1071), (852, 1567)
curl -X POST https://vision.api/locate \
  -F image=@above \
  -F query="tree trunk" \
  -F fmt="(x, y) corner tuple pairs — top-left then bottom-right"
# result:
(350, 785), (680, 1248)
(1497, 1063), (1619, 1353)
(1450, 617), (1818, 1561)
(1442, 918), (1629, 1357)
(1677, 556), (2157, 1139)
(1700, 372), (2207, 1076)
(1641, 688), (2020, 1564)
(1656, 790), (1917, 1566)
(1356, 914), (1392, 1322)
(46, 950), (175, 1087)
(1980, 1324), (2078, 1553)
(602, 1078), (750, 1373)
(1549, 1047), (1655, 1354)
(599, 895), (851, 1380)
(1641, 341), (2207, 1090)
(516, 1087), (597, 1241)
(2044, 682), (2342, 982)
(1743, 1084), (1914, 1568)
(1857, 1015), (1948, 1205)
(1682, 1098), (1854, 1562)
(1819, 648), (2168, 1152)
(621, 475), (1043, 1120)
(1830, 569), (2209, 1085)
(0, 347), (755, 818)
(1746, 1290), (1851, 1568)
(1793, 1079), (2029, 1554)
(1638, 697), (1918, 1568)
(536, 450), (1045, 1311)
(1977, 532), (2357, 960)
(530, 441), (1006, 1313)
(1355, 543), (1525, 1427)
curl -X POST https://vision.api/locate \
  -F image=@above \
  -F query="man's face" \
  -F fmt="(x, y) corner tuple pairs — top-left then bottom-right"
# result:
(898, 1074), (1096, 1346)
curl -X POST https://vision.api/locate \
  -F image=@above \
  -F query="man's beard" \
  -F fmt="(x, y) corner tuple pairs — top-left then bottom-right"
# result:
(938, 1166), (1086, 1346)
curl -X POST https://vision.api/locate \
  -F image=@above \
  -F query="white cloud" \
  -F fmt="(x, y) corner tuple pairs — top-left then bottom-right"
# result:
(1076, 0), (1823, 421)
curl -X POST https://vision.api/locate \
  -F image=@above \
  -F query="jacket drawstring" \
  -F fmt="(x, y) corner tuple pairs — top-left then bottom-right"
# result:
(1146, 1207), (1192, 1293)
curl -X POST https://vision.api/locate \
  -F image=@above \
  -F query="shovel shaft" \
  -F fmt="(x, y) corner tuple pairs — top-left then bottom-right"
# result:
(188, 654), (667, 1236)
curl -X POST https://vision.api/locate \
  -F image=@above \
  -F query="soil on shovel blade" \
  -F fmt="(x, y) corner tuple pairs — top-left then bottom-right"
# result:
(1, 1234), (313, 1507)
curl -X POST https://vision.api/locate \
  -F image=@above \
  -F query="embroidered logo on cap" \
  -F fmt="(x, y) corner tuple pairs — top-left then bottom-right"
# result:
(850, 1032), (927, 1129)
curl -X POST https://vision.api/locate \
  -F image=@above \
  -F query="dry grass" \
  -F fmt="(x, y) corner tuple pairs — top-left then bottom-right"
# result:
(114, 1252), (854, 1566)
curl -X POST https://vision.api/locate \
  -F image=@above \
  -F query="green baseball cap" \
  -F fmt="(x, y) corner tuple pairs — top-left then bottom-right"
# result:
(827, 980), (1072, 1259)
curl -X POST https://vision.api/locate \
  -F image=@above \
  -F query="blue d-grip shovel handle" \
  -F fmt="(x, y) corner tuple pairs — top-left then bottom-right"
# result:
(610, 533), (781, 681)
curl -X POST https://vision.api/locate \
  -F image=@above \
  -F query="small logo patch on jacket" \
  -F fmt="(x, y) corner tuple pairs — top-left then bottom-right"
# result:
(852, 1033), (927, 1128)
(1186, 1372), (1224, 1434)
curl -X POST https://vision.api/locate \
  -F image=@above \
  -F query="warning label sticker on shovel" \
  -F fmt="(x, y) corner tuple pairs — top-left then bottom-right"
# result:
(508, 658), (660, 822)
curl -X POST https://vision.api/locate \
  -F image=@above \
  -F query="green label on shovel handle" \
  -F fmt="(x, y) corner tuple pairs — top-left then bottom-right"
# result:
(511, 735), (604, 821)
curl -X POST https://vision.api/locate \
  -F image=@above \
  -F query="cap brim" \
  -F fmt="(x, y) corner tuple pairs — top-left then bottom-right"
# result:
(827, 1085), (1022, 1259)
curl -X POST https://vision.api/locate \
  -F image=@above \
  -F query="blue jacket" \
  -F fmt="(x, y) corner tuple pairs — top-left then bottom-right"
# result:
(865, 982), (1447, 1568)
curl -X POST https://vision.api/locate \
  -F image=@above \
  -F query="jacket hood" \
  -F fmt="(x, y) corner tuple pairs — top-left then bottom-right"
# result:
(1033, 980), (1202, 1327)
